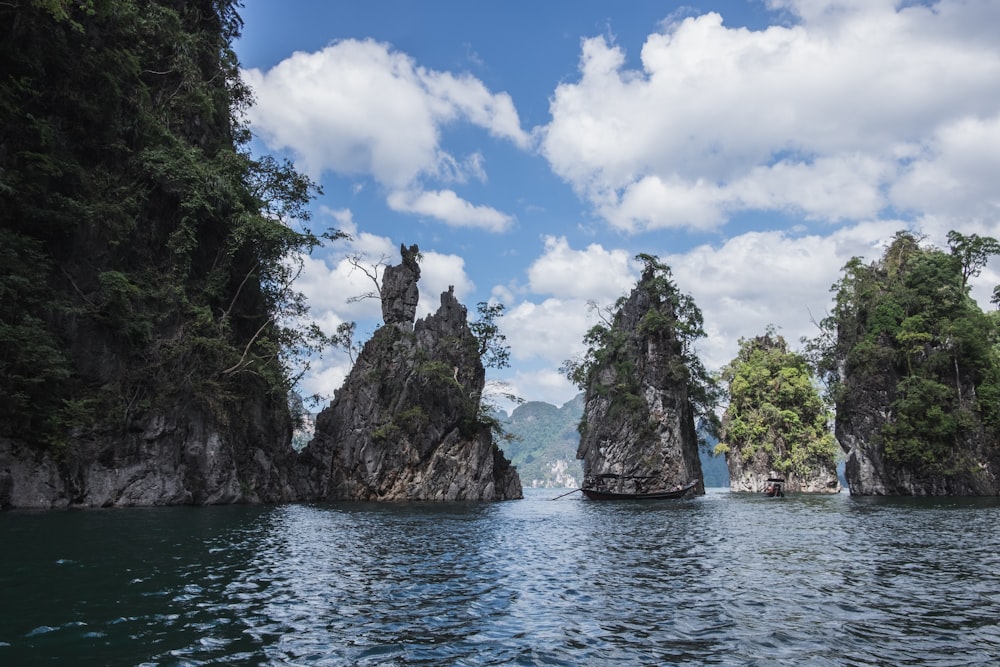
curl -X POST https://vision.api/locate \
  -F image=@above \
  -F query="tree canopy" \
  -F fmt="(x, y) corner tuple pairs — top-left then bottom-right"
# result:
(718, 329), (838, 477)
(812, 230), (1000, 469)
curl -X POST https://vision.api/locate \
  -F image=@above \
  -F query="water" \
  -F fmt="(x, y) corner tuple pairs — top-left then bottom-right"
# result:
(2, 489), (999, 666)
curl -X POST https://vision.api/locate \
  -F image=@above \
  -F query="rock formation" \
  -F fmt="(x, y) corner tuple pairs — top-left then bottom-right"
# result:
(820, 232), (1000, 495)
(297, 245), (522, 501)
(719, 332), (841, 494)
(0, 401), (298, 509)
(576, 264), (705, 495)
(836, 366), (1000, 495)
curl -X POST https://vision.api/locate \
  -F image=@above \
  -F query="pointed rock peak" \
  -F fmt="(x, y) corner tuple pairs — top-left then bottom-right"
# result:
(381, 243), (421, 330)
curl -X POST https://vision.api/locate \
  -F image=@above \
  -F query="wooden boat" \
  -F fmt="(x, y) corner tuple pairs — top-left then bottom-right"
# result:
(580, 476), (698, 500)
(764, 477), (786, 497)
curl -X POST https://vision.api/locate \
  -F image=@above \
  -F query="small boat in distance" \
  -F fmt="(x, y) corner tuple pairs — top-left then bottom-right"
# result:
(581, 475), (698, 500)
(764, 477), (786, 497)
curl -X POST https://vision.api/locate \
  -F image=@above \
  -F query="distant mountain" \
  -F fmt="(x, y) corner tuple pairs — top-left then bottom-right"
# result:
(497, 395), (585, 488)
(498, 394), (730, 488)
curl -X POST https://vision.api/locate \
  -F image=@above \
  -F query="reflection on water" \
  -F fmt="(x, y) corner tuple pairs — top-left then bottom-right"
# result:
(2, 490), (1000, 665)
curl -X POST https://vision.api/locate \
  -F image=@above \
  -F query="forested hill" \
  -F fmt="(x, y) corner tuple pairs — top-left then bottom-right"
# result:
(1, 0), (322, 506)
(815, 231), (1000, 495)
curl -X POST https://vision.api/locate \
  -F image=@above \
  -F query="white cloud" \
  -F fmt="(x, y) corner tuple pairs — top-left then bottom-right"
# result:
(387, 188), (513, 232)
(502, 297), (595, 363)
(525, 236), (636, 301)
(416, 251), (475, 318)
(666, 221), (905, 370)
(890, 114), (1000, 220)
(243, 38), (529, 225)
(540, 2), (1000, 232)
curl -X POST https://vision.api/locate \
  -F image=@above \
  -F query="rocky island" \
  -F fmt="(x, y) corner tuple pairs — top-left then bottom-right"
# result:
(717, 330), (841, 494)
(816, 231), (1000, 495)
(567, 255), (711, 497)
(297, 245), (521, 501)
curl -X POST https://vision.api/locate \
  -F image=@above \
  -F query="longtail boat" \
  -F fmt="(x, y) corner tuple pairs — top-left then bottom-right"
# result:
(580, 475), (697, 500)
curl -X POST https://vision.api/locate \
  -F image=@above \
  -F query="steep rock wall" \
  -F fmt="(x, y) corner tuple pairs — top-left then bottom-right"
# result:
(297, 247), (521, 501)
(576, 270), (704, 495)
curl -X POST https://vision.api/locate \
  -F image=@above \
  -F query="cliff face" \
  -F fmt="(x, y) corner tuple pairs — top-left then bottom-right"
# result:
(0, 2), (304, 509)
(836, 359), (1000, 495)
(297, 246), (522, 501)
(576, 269), (704, 495)
(0, 404), (297, 509)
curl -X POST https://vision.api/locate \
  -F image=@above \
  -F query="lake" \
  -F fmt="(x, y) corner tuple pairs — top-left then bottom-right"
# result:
(2, 489), (999, 665)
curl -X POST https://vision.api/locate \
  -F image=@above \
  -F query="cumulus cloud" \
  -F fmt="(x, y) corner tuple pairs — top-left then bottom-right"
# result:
(540, 1), (1000, 232)
(667, 221), (906, 370)
(243, 38), (529, 230)
(526, 236), (636, 301)
(387, 189), (513, 232)
(890, 114), (1000, 220)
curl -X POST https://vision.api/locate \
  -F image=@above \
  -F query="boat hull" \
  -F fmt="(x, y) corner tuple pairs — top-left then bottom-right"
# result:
(580, 481), (697, 500)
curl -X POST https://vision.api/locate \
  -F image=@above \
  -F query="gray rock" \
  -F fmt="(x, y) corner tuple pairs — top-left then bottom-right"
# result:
(576, 268), (704, 495)
(297, 249), (521, 501)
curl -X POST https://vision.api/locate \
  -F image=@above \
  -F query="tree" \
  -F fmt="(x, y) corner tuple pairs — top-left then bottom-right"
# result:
(947, 230), (1000, 289)
(718, 329), (838, 478)
(470, 301), (511, 370)
(345, 252), (391, 304)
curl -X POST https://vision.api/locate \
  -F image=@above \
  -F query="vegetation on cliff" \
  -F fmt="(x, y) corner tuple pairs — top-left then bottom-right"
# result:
(563, 254), (719, 438)
(717, 329), (839, 488)
(564, 253), (715, 493)
(1, 0), (328, 449)
(812, 230), (1000, 490)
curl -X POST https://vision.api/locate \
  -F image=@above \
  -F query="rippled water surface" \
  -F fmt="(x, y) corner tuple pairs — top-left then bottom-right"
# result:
(3, 489), (1000, 665)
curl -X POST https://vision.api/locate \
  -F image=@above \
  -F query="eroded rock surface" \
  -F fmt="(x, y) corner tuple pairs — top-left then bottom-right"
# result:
(297, 247), (521, 501)
(576, 267), (704, 495)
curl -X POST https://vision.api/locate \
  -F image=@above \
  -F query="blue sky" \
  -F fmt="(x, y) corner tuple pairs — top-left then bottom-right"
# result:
(234, 0), (1000, 411)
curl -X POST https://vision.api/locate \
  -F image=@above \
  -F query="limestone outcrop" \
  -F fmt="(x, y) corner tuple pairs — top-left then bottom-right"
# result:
(836, 362), (1000, 495)
(718, 332), (842, 494)
(297, 245), (521, 501)
(576, 264), (704, 495)
(0, 401), (298, 509)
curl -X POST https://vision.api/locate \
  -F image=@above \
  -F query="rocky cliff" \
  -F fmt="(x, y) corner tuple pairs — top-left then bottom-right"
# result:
(836, 359), (1000, 495)
(297, 245), (522, 501)
(819, 232), (1000, 495)
(1, 1), (304, 509)
(0, 403), (298, 509)
(575, 264), (705, 495)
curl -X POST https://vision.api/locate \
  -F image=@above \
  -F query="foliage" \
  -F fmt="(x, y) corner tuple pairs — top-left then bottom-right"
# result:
(470, 302), (511, 370)
(810, 230), (1000, 470)
(562, 254), (719, 432)
(0, 0), (330, 445)
(718, 328), (838, 477)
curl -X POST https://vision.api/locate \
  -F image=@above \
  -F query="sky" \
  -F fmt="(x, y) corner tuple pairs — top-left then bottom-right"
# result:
(234, 0), (1000, 412)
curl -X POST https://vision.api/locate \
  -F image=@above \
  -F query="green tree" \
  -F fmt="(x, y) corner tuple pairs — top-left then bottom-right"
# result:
(947, 230), (1000, 289)
(718, 329), (838, 478)
(470, 301), (511, 370)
